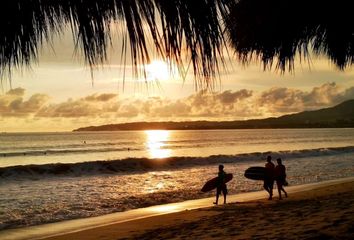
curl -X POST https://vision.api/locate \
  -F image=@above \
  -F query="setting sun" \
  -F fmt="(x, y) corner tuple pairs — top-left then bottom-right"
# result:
(146, 60), (177, 81)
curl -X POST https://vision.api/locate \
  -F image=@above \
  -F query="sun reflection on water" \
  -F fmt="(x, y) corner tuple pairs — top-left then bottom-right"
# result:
(145, 130), (171, 159)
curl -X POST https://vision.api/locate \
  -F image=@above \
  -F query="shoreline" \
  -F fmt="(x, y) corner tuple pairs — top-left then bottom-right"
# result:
(1, 177), (354, 240)
(73, 127), (354, 132)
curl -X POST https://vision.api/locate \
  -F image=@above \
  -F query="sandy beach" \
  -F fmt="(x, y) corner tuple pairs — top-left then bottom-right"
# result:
(40, 179), (354, 240)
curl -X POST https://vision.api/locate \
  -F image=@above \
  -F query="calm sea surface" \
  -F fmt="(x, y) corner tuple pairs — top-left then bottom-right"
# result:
(0, 129), (354, 230)
(1, 128), (354, 167)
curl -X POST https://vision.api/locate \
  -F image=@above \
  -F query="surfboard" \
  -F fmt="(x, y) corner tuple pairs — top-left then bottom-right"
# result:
(201, 173), (233, 192)
(244, 166), (266, 180)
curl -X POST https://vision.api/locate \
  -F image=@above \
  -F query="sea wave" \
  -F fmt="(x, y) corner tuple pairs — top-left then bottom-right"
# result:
(0, 146), (140, 157)
(0, 142), (213, 157)
(1, 146), (354, 179)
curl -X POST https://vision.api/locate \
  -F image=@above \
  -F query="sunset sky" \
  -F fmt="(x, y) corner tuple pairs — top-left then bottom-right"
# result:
(1, 30), (354, 132)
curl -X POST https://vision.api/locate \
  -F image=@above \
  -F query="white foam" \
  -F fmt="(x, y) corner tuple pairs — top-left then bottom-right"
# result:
(0, 152), (354, 231)
(1, 177), (353, 240)
(1, 146), (354, 179)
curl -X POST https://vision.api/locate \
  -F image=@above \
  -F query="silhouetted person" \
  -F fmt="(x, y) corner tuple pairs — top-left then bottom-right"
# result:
(264, 156), (275, 200)
(214, 164), (227, 205)
(275, 158), (288, 200)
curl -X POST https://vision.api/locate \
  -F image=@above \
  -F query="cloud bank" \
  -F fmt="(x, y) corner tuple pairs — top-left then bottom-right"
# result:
(0, 88), (49, 117)
(1, 82), (354, 131)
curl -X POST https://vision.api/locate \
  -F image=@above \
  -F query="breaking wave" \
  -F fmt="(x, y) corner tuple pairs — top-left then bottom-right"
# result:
(1, 146), (354, 179)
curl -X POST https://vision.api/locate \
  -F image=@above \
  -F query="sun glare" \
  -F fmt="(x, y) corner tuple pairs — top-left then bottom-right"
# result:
(146, 60), (177, 81)
(145, 130), (171, 159)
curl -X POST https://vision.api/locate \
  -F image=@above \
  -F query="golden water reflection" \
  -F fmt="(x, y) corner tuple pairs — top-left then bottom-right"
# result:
(145, 130), (171, 159)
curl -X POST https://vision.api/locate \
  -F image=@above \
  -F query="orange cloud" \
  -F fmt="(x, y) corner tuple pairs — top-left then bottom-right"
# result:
(0, 88), (49, 116)
(1, 83), (354, 132)
(84, 93), (117, 102)
(37, 93), (119, 118)
(258, 83), (354, 114)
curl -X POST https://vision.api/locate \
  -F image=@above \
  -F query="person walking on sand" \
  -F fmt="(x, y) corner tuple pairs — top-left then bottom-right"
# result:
(275, 158), (288, 200)
(264, 156), (275, 200)
(214, 164), (228, 205)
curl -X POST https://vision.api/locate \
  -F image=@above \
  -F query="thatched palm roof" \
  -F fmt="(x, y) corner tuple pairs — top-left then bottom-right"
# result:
(226, 0), (354, 72)
(2, 0), (353, 84)
(0, 0), (233, 82)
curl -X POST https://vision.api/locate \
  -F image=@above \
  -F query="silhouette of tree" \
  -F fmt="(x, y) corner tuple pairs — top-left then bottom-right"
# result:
(0, 0), (233, 84)
(2, 0), (353, 85)
(226, 0), (354, 72)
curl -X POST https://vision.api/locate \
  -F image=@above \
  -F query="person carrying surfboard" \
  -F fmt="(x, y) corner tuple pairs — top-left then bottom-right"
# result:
(214, 164), (228, 205)
(275, 158), (288, 200)
(264, 156), (275, 200)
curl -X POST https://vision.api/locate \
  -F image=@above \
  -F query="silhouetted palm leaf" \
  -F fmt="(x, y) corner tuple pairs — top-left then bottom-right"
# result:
(226, 0), (354, 72)
(0, 0), (233, 83)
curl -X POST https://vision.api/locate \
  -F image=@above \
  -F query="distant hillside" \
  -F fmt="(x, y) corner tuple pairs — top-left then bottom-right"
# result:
(73, 100), (354, 131)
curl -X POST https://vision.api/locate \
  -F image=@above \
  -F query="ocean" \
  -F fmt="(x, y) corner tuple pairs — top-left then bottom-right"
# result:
(1, 129), (354, 230)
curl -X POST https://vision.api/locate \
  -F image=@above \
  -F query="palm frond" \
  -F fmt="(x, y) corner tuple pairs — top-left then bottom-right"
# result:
(225, 0), (354, 72)
(0, 0), (233, 83)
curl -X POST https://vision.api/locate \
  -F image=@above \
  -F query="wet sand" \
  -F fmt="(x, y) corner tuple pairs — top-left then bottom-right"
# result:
(42, 178), (354, 240)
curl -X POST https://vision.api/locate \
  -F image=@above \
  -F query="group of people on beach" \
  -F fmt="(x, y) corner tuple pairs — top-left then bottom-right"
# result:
(264, 156), (288, 200)
(214, 155), (288, 205)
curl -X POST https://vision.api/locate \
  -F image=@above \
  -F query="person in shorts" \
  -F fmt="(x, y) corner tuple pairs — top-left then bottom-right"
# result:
(275, 158), (288, 200)
(214, 164), (228, 205)
(264, 155), (275, 200)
